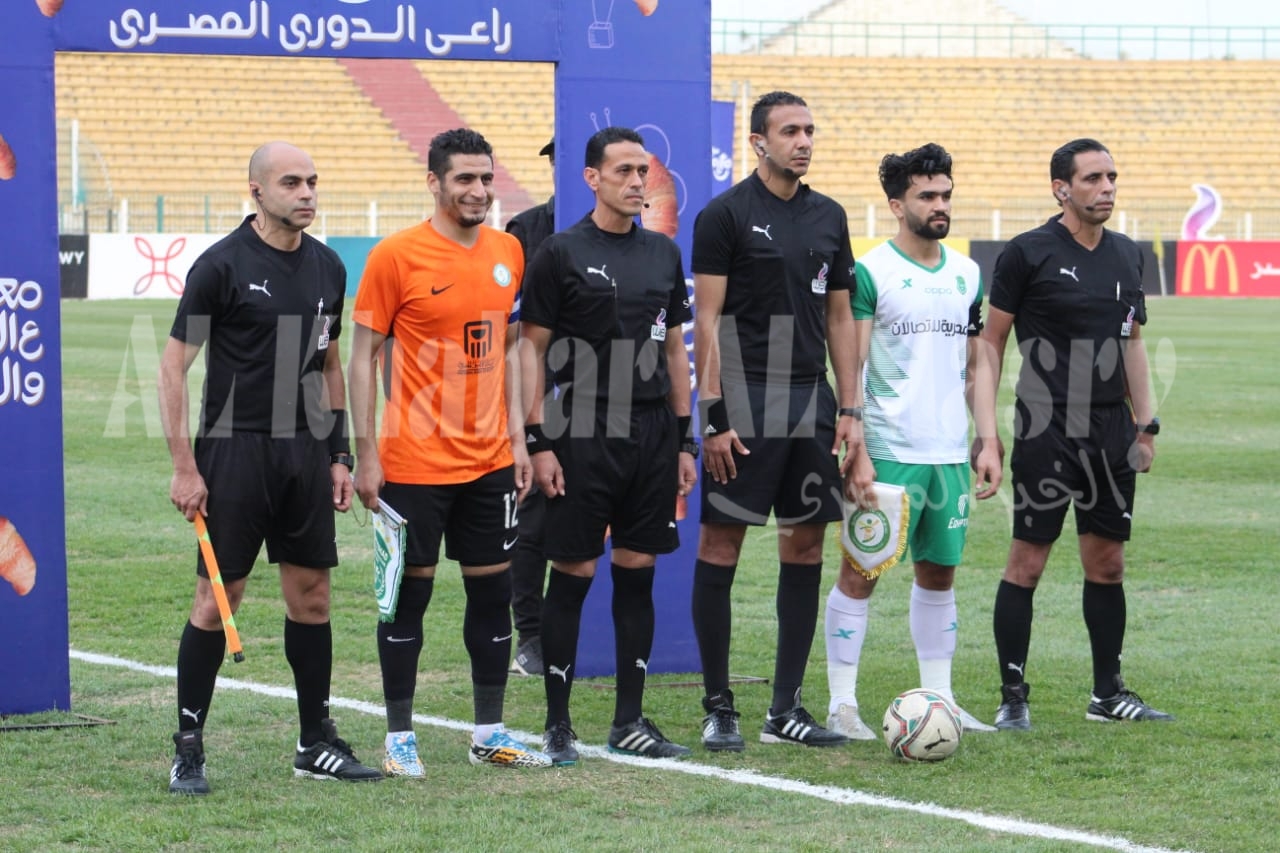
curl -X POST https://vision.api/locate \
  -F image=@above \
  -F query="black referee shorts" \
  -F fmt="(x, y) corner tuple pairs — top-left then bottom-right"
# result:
(543, 404), (680, 562)
(195, 432), (338, 581)
(700, 378), (843, 527)
(1009, 400), (1139, 544)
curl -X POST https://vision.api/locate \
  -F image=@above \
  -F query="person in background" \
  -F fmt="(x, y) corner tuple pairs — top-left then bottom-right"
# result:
(505, 136), (556, 678)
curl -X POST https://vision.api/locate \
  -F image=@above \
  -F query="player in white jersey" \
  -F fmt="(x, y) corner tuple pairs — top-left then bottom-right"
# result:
(823, 143), (1003, 739)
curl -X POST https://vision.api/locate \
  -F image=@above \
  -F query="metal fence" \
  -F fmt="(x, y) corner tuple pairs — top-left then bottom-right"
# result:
(713, 19), (1280, 60)
(58, 192), (437, 239)
(856, 200), (1280, 243)
(56, 191), (1280, 242)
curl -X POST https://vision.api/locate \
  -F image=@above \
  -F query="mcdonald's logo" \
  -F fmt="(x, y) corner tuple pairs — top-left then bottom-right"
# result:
(1180, 242), (1239, 295)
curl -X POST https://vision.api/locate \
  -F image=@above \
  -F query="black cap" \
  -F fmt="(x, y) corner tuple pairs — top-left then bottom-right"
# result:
(539, 138), (554, 157)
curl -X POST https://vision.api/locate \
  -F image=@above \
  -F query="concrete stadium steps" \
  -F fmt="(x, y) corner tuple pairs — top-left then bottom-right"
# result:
(338, 58), (535, 216)
(55, 53), (425, 203)
(712, 55), (1280, 233)
(412, 60), (555, 214)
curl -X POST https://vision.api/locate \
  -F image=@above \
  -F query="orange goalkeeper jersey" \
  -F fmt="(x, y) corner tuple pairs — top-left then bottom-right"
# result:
(355, 220), (522, 484)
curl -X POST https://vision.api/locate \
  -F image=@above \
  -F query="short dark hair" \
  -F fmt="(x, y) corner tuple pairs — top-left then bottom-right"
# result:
(750, 91), (807, 136)
(584, 126), (645, 170)
(1050, 138), (1109, 183)
(428, 128), (493, 179)
(878, 143), (953, 200)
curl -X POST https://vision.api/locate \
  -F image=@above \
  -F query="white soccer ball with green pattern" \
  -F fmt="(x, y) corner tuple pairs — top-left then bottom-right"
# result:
(882, 688), (962, 762)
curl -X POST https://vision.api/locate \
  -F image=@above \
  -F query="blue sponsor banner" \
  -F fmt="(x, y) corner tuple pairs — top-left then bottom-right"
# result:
(555, 0), (710, 676)
(54, 1), (561, 61)
(0, 6), (71, 713)
(711, 99), (735, 197)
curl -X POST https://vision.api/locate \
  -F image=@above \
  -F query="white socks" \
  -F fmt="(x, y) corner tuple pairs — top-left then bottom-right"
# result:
(825, 585), (869, 713)
(473, 723), (502, 745)
(910, 582), (957, 699)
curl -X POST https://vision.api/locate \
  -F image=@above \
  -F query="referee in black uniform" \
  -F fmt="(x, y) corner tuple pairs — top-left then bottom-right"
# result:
(159, 142), (381, 794)
(981, 138), (1172, 730)
(519, 126), (697, 764)
(690, 91), (860, 752)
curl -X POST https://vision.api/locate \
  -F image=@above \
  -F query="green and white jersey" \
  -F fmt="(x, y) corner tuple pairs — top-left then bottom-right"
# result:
(853, 240), (983, 464)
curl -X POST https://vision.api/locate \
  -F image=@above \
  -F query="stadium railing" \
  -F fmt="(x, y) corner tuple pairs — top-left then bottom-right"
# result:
(713, 19), (1280, 60)
(56, 191), (1280, 243)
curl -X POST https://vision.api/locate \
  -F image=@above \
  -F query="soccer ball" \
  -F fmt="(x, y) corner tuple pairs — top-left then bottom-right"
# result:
(882, 688), (963, 762)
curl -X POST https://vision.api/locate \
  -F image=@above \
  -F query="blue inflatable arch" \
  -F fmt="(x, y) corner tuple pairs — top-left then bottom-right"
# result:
(0, 0), (710, 713)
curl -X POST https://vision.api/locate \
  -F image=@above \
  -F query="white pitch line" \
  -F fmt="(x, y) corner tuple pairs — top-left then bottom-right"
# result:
(70, 648), (1195, 853)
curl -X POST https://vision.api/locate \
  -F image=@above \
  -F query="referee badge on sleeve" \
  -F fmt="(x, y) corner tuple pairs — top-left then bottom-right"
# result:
(839, 482), (910, 580)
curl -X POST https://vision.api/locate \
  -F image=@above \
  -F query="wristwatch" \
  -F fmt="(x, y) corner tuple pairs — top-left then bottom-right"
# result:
(330, 452), (356, 471)
(1136, 417), (1160, 436)
(838, 407), (864, 421)
(680, 440), (701, 459)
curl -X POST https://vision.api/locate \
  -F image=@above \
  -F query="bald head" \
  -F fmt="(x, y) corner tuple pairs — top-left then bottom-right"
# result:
(249, 141), (309, 184)
(247, 142), (318, 243)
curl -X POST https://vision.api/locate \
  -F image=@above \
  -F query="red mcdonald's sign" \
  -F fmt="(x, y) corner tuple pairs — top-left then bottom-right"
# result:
(1177, 241), (1280, 297)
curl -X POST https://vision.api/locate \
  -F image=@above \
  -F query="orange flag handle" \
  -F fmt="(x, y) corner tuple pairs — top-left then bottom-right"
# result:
(192, 514), (245, 663)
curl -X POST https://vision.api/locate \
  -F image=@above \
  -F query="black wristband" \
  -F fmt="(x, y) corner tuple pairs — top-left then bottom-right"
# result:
(838, 407), (864, 421)
(677, 415), (693, 440)
(698, 397), (731, 436)
(525, 422), (553, 455)
(327, 409), (349, 455)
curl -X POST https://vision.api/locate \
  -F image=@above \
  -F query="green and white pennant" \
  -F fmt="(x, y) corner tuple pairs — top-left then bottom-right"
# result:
(839, 481), (910, 580)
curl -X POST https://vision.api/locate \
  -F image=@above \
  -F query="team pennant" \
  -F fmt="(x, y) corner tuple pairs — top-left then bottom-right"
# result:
(839, 482), (910, 580)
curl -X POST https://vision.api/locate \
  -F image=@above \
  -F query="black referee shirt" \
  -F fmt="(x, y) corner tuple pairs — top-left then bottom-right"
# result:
(521, 214), (691, 406)
(691, 172), (855, 384)
(989, 215), (1146, 408)
(171, 216), (346, 436)
(505, 196), (555, 259)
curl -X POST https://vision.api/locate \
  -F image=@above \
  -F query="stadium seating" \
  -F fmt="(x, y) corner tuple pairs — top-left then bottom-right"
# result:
(55, 52), (426, 232)
(711, 55), (1280, 239)
(54, 51), (1280, 239)
(414, 60), (555, 203)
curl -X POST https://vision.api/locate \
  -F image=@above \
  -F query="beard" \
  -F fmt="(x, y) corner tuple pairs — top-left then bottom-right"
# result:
(443, 195), (491, 228)
(909, 214), (950, 240)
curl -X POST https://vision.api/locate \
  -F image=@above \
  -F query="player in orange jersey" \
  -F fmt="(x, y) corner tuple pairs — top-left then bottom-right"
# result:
(349, 128), (550, 773)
